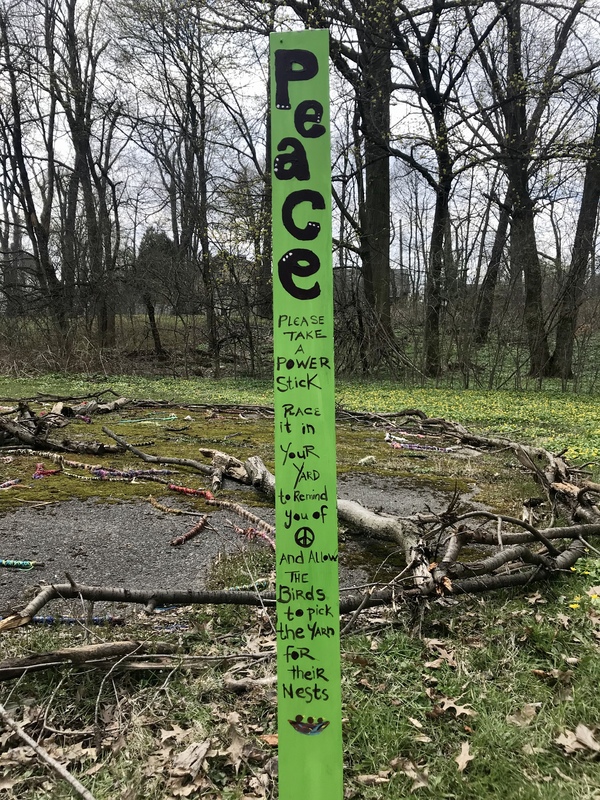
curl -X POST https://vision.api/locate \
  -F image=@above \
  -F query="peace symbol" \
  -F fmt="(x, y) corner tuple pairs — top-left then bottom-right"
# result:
(294, 526), (315, 548)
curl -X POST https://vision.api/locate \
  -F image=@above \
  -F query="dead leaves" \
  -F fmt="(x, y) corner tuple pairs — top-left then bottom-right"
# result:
(426, 689), (477, 720)
(423, 638), (457, 669)
(171, 740), (212, 781)
(169, 740), (213, 797)
(555, 724), (600, 756)
(356, 770), (393, 786)
(224, 711), (249, 774)
(0, 698), (277, 800)
(506, 702), (541, 727)
(389, 757), (430, 791)
(161, 712), (276, 797)
(455, 741), (474, 772)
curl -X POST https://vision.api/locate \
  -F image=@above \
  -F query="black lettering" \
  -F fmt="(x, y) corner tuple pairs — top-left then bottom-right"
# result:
(282, 189), (325, 241)
(281, 683), (330, 703)
(295, 100), (325, 138)
(274, 137), (310, 181)
(275, 49), (319, 110)
(278, 249), (321, 301)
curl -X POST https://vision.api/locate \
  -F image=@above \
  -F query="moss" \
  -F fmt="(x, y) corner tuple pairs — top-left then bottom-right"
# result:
(0, 400), (529, 521)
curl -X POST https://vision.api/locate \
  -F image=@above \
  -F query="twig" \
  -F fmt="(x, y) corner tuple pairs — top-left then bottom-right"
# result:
(0, 700), (98, 800)
(340, 589), (373, 636)
(577, 536), (600, 556)
(102, 426), (213, 475)
(94, 642), (144, 747)
(223, 673), (277, 692)
(455, 510), (561, 556)
(170, 516), (212, 546)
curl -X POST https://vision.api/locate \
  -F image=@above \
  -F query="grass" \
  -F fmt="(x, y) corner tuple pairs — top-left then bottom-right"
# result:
(0, 375), (599, 798)
(0, 374), (598, 469)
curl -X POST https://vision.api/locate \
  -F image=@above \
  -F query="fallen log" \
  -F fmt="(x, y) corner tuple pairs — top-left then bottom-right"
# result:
(0, 639), (177, 680)
(0, 531), (589, 634)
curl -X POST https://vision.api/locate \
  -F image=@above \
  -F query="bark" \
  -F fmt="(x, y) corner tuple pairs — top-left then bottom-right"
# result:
(143, 293), (167, 358)
(510, 188), (551, 375)
(0, 640), (177, 680)
(474, 192), (511, 345)
(548, 96), (600, 378)
(102, 426), (215, 476)
(357, 15), (393, 347)
(503, 2), (550, 375)
(424, 151), (452, 376)
(0, 416), (123, 454)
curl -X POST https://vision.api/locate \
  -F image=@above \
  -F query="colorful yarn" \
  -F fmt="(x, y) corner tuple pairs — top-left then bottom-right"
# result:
(118, 414), (177, 424)
(168, 483), (214, 500)
(33, 463), (62, 479)
(384, 432), (453, 453)
(170, 516), (209, 546)
(0, 558), (43, 570)
(90, 467), (175, 480)
(0, 479), (20, 490)
(231, 523), (276, 551)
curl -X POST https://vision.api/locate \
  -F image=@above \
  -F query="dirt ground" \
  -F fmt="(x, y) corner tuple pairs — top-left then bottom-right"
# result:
(0, 474), (458, 617)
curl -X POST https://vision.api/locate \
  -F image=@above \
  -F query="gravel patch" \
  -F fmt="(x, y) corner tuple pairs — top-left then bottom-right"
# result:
(0, 474), (462, 616)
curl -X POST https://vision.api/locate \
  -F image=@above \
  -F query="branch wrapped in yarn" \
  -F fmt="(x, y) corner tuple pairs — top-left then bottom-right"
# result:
(170, 516), (211, 546)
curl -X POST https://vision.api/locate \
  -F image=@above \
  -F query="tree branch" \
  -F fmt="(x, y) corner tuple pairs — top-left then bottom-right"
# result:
(0, 701), (98, 800)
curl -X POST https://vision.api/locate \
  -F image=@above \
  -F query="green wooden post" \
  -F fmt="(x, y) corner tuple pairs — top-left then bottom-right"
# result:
(270, 29), (343, 800)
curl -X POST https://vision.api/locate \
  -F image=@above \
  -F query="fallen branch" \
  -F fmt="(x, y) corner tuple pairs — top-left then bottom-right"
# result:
(1, 532), (589, 634)
(102, 426), (215, 477)
(0, 416), (123, 455)
(0, 700), (98, 800)
(244, 453), (436, 589)
(223, 673), (277, 693)
(199, 448), (248, 490)
(0, 639), (177, 679)
(0, 583), (277, 631)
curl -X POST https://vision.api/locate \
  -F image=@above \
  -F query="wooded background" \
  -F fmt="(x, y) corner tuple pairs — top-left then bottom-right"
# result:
(1, 0), (599, 388)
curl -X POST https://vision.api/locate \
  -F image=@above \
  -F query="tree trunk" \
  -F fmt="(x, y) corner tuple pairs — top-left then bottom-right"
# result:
(547, 96), (600, 379)
(143, 293), (166, 357)
(424, 113), (453, 377)
(474, 192), (511, 345)
(510, 190), (551, 375)
(357, 14), (393, 360)
(504, 2), (550, 376)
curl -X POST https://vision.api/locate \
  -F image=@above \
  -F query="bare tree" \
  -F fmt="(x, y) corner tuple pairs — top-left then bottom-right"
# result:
(0, 0), (64, 321)
(547, 95), (600, 379)
(465, 0), (598, 376)
(116, 0), (226, 370)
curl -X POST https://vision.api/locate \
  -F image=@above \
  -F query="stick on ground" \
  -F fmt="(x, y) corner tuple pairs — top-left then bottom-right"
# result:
(0, 701), (98, 800)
